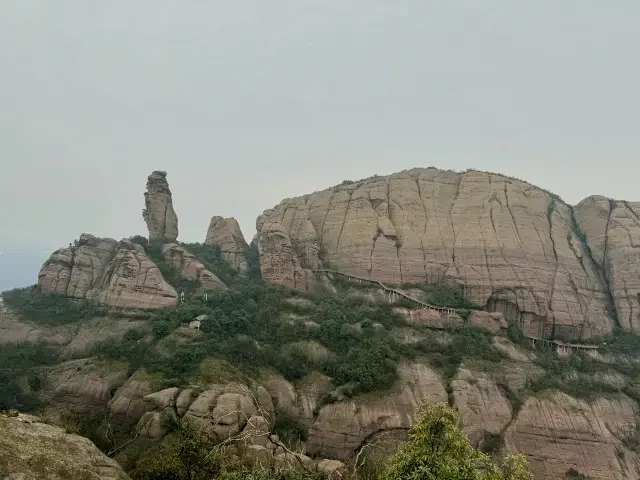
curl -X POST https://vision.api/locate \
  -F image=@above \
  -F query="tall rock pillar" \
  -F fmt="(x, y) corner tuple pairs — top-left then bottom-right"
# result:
(142, 171), (179, 243)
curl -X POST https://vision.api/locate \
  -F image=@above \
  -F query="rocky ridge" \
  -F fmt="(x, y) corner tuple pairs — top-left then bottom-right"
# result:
(256, 168), (640, 341)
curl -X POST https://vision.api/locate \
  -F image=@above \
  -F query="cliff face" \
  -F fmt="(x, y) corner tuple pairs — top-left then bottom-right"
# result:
(256, 168), (640, 340)
(142, 170), (179, 244)
(38, 234), (177, 309)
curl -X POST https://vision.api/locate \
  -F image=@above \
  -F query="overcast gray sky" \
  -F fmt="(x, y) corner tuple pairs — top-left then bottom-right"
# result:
(1, 1), (639, 289)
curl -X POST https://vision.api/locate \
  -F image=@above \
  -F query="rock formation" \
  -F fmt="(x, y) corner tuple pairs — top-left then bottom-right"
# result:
(38, 233), (177, 309)
(162, 243), (227, 291)
(255, 168), (640, 340)
(205, 216), (250, 274)
(574, 196), (640, 333)
(0, 412), (131, 479)
(142, 170), (179, 243)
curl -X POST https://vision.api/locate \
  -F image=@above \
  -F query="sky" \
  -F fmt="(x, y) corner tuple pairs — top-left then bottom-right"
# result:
(1, 1), (639, 291)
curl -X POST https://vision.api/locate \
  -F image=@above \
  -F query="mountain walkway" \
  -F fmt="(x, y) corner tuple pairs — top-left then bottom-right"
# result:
(311, 268), (600, 353)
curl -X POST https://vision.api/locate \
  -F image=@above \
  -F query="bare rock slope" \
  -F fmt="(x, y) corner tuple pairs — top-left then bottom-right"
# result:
(142, 170), (179, 243)
(256, 168), (640, 340)
(38, 233), (177, 309)
(0, 413), (130, 479)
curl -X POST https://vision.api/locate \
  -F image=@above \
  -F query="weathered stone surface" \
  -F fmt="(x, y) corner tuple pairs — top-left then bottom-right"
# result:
(108, 370), (157, 426)
(162, 243), (226, 291)
(38, 234), (177, 309)
(575, 196), (640, 334)
(0, 413), (130, 480)
(306, 361), (447, 460)
(205, 216), (250, 274)
(144, 387), (179, 410)
(451, 368), (512, 446)
(503, 392), (640, 480)
(142, 170), (178, 243)
(256, 168), (616, 340)
(393, 306), (464, 329)
(469, 310), (508, 334)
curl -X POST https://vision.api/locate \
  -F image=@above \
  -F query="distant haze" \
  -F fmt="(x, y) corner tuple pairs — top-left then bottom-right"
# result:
(1, 1), (639, 290)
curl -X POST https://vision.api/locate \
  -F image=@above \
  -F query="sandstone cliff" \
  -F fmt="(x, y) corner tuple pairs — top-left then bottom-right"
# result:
(0, 412), (130, 479)
(255, 168), (640, 340)
(205, 216), (250, 274)
(38, 233), (177, 309)
(142, 170), (179, 243)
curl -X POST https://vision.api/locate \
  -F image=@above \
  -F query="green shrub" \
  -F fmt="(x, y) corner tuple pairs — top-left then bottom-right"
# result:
(1, 286), (106, 325)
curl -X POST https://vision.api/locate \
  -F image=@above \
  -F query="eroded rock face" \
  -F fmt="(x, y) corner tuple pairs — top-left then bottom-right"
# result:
(0, 413), (130, 480)
(305, 361), (448, 460)
(162, 243), (227, 291)
(574, 197), (640, 334)
(205, 216), (250, 274)
(256, 168), (617, 340)
(503, 393), (640, 480)
(142, 170), (179, 243)
(38, 234), (177, 309)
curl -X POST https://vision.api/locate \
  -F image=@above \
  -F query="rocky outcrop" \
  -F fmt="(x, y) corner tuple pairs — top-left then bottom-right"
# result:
(574, 197), (640, 333)
(38, 233), (177, 309)
(503, 392), (640, 480)
(256, 168), (620, 340)
(162, 243), (227, 291)
(305, 361), (448, 460)
(142, 170), (179, 243)
(0, 413), (130, 480)
(205, 216), (250, 274)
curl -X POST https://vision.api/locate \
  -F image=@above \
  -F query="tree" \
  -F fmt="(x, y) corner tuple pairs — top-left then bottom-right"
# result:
(381, 403), (533, 480)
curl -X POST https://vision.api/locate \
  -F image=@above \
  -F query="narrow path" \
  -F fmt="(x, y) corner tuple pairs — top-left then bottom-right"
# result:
(312, 268), (599, 352)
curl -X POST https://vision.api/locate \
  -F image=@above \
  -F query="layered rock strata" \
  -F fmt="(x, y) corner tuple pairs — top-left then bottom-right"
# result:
(38, 233), (177, 309)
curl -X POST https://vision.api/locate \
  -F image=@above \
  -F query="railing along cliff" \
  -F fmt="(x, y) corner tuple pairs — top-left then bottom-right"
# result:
(312, 268), (600, 353)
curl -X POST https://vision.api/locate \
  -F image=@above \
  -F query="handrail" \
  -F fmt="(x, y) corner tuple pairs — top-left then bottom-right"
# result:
(312, 268), (599, 351)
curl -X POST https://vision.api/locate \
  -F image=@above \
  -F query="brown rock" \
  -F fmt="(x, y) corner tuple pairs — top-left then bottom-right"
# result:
(38, 234), (177, 309)
(503, 392), (640, 479)
(162, 243), (227, 291)
(0, 413), (130, 479)
(393, 306), (464, 329)
(108, 370), (157, 426)
(469, 310), (508, 334)
(205, 216), (250, 274)
(451, 368), (512, 446)
(257, 168), (614, 340)
(306, 361), (447, 460)
(575, 197), (640, 333)
(142, 170), (179, 243)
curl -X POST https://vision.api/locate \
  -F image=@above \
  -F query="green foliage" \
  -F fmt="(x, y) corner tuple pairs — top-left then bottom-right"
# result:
(130, 235), (149, 248)
(564, 468), (591, 480)
(144, 243), (202, 296)
(507, 325), (527, 346)
(273, 408), (309, 448)
(180, 242), (240, 286)
(0, 343), (58, 411)
(131, 418), (222, 480)
(411, 283), (480, 310)
(381, 403), (533, 480)
(1, 286), (107, 325)
(413, 327), (505, 380)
